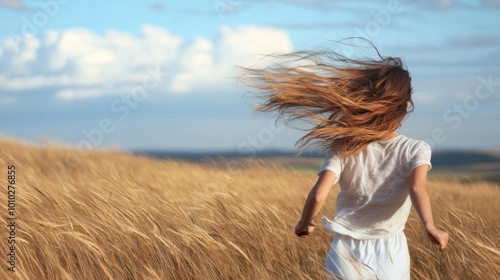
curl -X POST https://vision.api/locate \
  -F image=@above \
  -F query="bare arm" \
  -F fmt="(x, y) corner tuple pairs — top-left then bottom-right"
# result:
(408, 165), (449, 252)
(295, 170), (336, 238)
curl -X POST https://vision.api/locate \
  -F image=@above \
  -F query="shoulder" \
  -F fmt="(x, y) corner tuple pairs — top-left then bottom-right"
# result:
(322, 147), (341, 159)
(318, 148), (343, 180)
(397, 135), (432, 166)
(394, 135), (432, 172)
(395, 135), (431, 153)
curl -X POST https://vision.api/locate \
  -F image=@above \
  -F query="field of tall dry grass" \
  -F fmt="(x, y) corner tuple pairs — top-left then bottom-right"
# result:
(0, 139), (499, 280)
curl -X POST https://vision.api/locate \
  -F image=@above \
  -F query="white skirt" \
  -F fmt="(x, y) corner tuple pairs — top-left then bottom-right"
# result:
(324, 231), (410, 280)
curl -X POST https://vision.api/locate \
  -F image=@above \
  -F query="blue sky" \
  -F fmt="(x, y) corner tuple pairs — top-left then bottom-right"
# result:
(0, 0), (499, 153)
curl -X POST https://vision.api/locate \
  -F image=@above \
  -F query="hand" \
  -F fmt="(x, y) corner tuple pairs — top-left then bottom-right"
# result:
(295, 221), (315, 238)
(426, 225), (449, 252)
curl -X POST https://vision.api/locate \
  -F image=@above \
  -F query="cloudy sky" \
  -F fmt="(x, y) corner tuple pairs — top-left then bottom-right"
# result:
(0, 0), (499, 153)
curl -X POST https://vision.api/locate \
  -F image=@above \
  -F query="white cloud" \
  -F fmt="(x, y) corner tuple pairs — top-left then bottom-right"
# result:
(219, 25), (293, 66)
(55, 88), (109, 100)
(169, 36), (216, 93)
(169, 25), (294, 93)
(0, 25), (293, 98)
(0, 24), (183, 92)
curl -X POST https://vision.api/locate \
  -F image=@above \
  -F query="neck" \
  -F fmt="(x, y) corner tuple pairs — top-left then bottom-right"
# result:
(380, 131), (398, 141)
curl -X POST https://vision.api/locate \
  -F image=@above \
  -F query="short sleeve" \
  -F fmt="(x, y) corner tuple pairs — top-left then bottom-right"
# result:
(411, 142), (432, 171)
(317, 150), (341, 184)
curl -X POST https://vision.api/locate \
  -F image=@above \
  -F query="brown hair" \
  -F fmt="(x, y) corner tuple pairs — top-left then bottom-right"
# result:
(239, 41), (413, 157)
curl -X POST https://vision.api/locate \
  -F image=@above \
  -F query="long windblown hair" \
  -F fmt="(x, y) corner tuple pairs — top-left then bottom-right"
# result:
(239, 41), (413, 157)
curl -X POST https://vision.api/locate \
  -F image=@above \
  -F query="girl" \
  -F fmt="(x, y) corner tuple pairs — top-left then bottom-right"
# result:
(241, 42), (449, 279)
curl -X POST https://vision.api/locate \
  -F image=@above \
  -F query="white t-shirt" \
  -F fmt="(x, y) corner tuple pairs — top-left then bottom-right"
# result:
(318, 134), (432, 239)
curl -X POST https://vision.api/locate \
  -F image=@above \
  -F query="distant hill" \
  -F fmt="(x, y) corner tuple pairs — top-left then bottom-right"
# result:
(133, 149), (500, 183)
(431, 151), (500, 167)
(132, 149), (321, 161)
(429, 151), (500, 183)
(133, 149), (500, 167)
